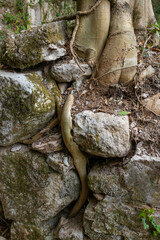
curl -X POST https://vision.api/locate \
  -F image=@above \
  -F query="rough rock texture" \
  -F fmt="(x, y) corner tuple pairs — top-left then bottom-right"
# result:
(84, 150), (160, 240)
(73, 111), (131, 158)
(50, 59), (91, 83)
(0, 144), (80, 240)
(32, 128), (64, 154)
(47, 151), (74, 175)
(0, 21), (66, 69)
(57, 212), (84, 240)
(0, 70), (55, 146)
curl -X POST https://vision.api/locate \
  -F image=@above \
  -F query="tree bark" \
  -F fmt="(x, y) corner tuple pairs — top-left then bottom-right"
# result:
(74, 0), (110, 66)
(74, 0), (159, 90)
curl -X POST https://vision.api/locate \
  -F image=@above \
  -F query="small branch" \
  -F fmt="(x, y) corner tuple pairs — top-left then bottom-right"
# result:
(21, 118), (58, 144)
(43, 14), (76, 23)
(96, 65), (138, 80)
(44, 0), (103, 72)
(77, 0), (103, 16)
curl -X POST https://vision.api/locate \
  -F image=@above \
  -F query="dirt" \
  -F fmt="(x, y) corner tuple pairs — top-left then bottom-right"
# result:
(62, 45), (160, 157)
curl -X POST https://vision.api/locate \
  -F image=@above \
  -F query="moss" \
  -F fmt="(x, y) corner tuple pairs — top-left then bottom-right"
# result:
(0, 72), (55, 145)
(0, 147), (51, 222)
(1, 22), (65, 69)
(46, 77), (62, 120)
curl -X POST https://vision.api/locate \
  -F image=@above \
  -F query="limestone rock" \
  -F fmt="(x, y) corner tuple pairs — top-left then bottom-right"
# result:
(85, 151), (160, 240)
(47, 151), (74, 175)
(73, 111), (131, 158)
(1, 21), (66, 69)
(50, 59), (91, 83)
(57, 212), (84, 240)
(84, 198), (160, 240)
(0, 70), (55, 146)
(32, 129), (64, 154)
(0, 144), (80, 240)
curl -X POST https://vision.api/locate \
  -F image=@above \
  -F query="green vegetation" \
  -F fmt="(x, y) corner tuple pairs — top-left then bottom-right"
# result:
(152, 0), (160, 23)
(3, 0), (30, 33)
(0, 0), (75, 35)
(139, 208), (160, 237)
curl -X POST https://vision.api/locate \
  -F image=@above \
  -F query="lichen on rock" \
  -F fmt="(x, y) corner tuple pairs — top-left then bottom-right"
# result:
(0, 70), (55, 146)
(0, 21), (66, 69)
(0, 144), (80, 240)
(73, 110), (131, 158)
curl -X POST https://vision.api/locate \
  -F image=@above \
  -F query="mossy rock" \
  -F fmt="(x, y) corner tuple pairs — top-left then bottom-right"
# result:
(0, 70), (55, 146)
(0, 21), (66, 69)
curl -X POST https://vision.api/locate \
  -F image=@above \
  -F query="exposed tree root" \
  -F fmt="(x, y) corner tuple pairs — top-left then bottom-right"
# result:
(61, 94), (88, 218)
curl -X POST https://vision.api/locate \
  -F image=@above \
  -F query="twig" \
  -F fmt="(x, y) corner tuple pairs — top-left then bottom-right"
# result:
(70, 0), (103, 73)
(143, 35), (152, 50)
(96, 64), (138, 80)
(21, 117), (58, 144)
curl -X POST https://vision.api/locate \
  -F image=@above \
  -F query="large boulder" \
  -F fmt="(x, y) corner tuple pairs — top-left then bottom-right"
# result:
(84, 149), (160, 240)
(0, 144), (80, 240)
(73, 111), (131, 158)
(0, 21), (66, 69)
(0, 70), (56, 146)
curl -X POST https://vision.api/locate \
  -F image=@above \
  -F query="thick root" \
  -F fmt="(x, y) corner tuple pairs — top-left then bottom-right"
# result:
(97, 0), (137, 88)
(61, 95), (88, 218)
(74, 0), (110, 66)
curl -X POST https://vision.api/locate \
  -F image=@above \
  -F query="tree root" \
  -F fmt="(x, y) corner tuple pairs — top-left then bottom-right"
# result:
(61, 94), (88, 218)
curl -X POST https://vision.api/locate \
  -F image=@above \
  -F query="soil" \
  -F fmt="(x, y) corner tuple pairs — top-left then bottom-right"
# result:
(62, 45), (160, 157)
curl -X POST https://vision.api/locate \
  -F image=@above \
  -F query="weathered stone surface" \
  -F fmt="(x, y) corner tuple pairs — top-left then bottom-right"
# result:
(32, 129), (64, 154)
(0, 70), (55, 146)
(1, 21), (66, 69)
(85, 150), (160, 240)
(57, 212), (84, 240)
(47, 151), (74, 175)
(73, 111), (131, 158)
(50, 59), (91, 83)
(0, 144), (80, 240)
(84, 198), (160, 240)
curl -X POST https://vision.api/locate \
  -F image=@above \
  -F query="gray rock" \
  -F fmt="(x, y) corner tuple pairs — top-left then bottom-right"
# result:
(85, 152), (160, 240)
(84, 198), (160, 240)
(47, 151), (74, 175)
(0, 70), (55, 146)
(50, 59), (91, 83)
(73, 111), (131, 158)
(1, 21), (66, 69)
(57, 212), (84, 240)
(0, 144), (80, 240)
(32, 128), (64, 154)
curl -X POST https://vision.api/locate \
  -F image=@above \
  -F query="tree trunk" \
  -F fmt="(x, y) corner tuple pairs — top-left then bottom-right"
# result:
(74, 0), (159, 89)
(74, 0), (110, 66)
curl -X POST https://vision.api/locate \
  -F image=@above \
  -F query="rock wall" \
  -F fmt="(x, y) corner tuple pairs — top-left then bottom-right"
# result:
(0, 3), (160, 240)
